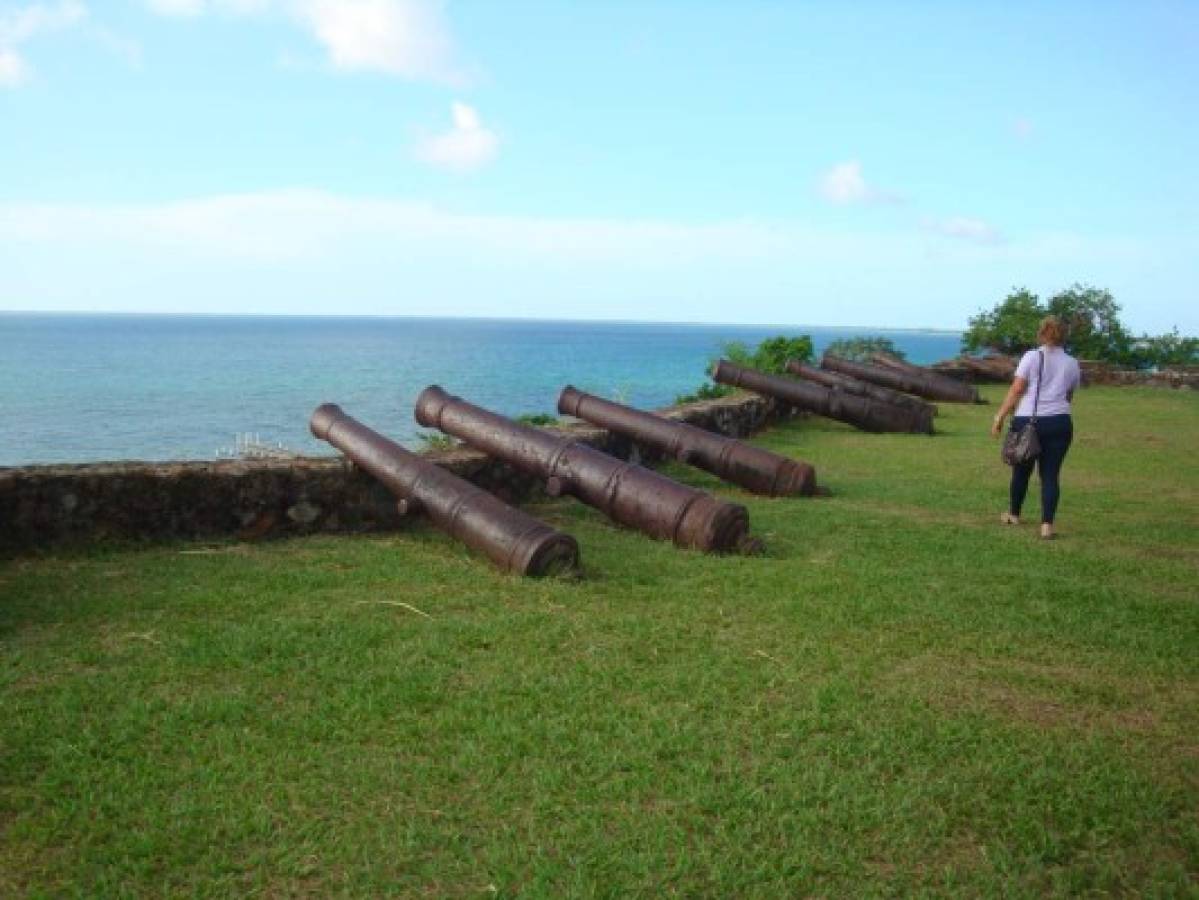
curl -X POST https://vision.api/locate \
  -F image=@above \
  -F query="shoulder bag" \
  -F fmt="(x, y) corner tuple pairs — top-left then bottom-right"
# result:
(1001, 350), (1043, 466)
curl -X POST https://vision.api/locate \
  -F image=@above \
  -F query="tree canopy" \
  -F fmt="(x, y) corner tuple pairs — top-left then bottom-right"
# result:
(823, 336), (908, 363)
(961, 288), (1045, 356)
(962, 284), (1196, 367)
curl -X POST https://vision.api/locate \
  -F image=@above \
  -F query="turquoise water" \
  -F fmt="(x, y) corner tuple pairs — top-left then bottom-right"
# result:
(0, 314), (962, 465)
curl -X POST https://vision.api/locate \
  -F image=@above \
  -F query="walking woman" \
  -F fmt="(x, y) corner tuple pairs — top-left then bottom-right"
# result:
(990, 316), (1082, 539)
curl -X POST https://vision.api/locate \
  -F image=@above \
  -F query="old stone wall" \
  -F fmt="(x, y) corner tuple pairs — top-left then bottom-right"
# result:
(1, 392), (786, 554)
(930, 356), (1198, 389)
(1078, 362), (1199, 389)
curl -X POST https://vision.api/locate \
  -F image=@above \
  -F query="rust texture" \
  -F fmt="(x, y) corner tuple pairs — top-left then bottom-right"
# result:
(712, 360), (934, 435)
(310, 404), (579, 577)
(821, 353), (982, 403)
(785, 360), (937, 427)
(557, 386), (816, 497)
(929, 354), (1017, 383)
(415, 386), (751, 553)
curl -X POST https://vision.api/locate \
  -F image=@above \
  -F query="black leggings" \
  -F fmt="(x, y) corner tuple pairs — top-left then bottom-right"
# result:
(1009, 414), (1073, 524)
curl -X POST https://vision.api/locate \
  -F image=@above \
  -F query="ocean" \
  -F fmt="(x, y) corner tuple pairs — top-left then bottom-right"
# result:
(0, 314), (962, 466)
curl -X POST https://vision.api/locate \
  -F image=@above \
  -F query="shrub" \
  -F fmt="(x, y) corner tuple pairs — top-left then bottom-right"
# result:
(739, 335), (814, 375)
(417, 432), (456, 451)
(515, 413), (560, 427)
(674, 382), (734, 405)
(1130, 329), (1199, 368)
(823, 336), (907, 362)
(675, 333), (814, 404)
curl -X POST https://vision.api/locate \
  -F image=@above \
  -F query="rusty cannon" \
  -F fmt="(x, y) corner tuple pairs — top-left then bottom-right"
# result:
(557, 385), (816, 497)
(310, 404), (579, 577)
(415, 386), (752, 553)
(712, 359), (933, 435)
(822, 352), (981, 403)
(785, 360), (937, 428)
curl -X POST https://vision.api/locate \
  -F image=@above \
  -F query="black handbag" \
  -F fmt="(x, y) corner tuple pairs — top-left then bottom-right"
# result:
(1002, 351), (1043, 466)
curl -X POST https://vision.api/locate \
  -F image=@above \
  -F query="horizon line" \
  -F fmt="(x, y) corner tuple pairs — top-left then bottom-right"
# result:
(0, 309), (964, 335)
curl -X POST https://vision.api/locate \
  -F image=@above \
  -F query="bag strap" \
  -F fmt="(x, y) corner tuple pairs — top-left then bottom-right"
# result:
(1031, 349), (1044, 422)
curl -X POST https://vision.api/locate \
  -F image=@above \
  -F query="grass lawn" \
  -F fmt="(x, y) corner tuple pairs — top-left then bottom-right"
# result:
(2, 385), (1197, 896)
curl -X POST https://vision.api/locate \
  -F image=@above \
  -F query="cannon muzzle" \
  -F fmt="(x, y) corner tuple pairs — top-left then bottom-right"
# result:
(557, 386), (816, 497)
(712, 360), (933, 435)
(310, 403), (579, 577)
(415, 386), (752, 553)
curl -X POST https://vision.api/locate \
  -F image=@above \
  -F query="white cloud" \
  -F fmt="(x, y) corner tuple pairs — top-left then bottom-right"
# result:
(0, 0), (85, 43)
(0, 190), (847, 264)
(818, 160), (902, 206)
(0, 46), (28, 84)
(413, 101), (498, 172)
(144, 0), (206, 15)
(295, 0), (459, 81)
(922, 216), (1003, 244)
(143, 0), (269, 14)
(0, 0), (86, 86)
(2, 191), (1193, 330)
(144, 0), (463, 82)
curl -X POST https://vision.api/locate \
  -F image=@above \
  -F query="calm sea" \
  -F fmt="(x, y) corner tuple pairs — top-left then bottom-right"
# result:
(0, 314), (961, 466)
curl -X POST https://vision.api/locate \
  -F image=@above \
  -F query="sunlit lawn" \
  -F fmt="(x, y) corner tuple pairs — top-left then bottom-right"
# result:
(2, 385), (1196, 896)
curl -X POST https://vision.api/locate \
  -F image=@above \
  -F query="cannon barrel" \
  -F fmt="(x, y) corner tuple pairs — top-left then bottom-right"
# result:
(931, 354), (1016, 383)
(823, 353), (981, 403)
(785, 360), (937, 427)
(712, 360), (933, 435)
(557, 385), (816, 497)
(415, 386), (751, 553)
(868, 351), (926, 375)
(310, 404), (579, 577)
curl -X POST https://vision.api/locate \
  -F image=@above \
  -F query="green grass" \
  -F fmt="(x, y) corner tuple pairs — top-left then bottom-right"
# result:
(2, 386), (1197, 896)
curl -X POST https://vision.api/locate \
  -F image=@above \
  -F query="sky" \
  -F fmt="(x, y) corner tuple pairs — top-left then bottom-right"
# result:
(1, 0), (1197, 332)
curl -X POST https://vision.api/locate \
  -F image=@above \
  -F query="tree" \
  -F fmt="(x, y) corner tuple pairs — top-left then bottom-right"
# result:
(1047, 283), (1133, 363)
(963, 283), (1196, 368)
(962, 288), (1044, 355)
(678, 334), (814, 404)
(823, 336), (907, 363)
(747, 335), (815, 374)
(1130, 329), (1199, 368)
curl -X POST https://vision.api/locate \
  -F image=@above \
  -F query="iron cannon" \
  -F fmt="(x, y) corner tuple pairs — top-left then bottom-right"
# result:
(822, 353), (981, 403)
(557, 386), (816, 497)
(785, 360), (937, 429)
(415, 386), (752, 553)
(310, 404), (579, 577)
(712, 360), (933, 435)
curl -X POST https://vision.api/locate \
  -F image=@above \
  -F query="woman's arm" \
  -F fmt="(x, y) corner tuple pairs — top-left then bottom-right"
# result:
(990, 377), (1028, 437)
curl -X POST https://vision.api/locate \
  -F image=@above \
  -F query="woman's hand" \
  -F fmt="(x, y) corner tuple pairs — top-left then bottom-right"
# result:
(993, 375), (1026, 439)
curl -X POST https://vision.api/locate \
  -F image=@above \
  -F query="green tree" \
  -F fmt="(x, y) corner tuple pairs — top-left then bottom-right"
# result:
(961, 287), (1044, 355)
(1046, 283), (1133, 363)
(823, 336), (907, 363)
(677, 334), (814, 404)
(1130, 329), (1199, 368)
(963, 283), (1195, 368)
(745, 335), (814, 374)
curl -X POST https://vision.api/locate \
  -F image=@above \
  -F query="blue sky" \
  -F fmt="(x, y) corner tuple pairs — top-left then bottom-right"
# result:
(1, 0), (1196, 331)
